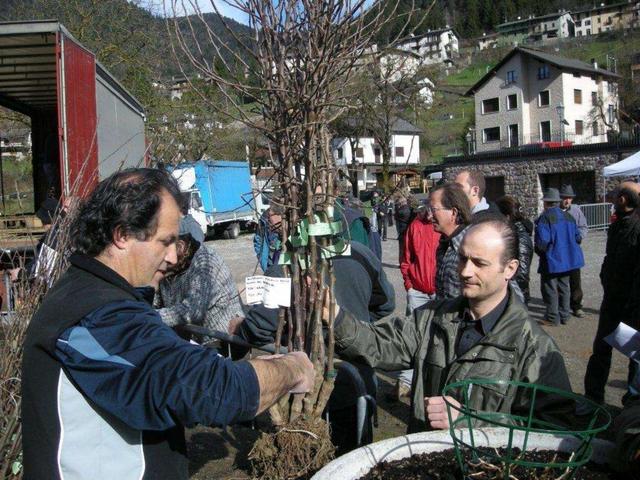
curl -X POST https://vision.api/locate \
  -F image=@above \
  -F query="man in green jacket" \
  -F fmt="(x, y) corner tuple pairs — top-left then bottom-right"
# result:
(334, 219), (573, 432)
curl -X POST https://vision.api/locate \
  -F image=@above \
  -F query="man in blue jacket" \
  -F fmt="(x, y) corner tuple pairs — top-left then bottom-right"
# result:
(535, 187), (585, 326)
(22, 168), (314, 480)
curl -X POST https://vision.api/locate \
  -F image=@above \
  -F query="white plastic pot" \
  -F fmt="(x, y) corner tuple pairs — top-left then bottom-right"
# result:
(311, 428), (615, 480)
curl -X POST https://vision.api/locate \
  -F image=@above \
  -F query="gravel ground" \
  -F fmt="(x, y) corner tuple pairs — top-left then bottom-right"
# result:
(188, 228), (627, 479)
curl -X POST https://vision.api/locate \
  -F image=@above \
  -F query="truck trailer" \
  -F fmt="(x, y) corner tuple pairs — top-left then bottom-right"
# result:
(0, 20), (146, 226)
(0, 21), (147, 313)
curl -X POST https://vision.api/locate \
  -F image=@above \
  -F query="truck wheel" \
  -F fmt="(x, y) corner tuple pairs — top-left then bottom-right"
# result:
(223, 222), (241, 239)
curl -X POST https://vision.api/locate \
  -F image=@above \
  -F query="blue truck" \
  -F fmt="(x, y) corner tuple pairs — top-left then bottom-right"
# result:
(170, 160), (258, 239)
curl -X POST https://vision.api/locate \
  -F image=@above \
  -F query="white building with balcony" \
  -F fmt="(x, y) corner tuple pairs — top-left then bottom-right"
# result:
(496, 11), (574, 43)
(331, 118), (421, 191)
(466, 47), (620, 153)
(396, 28), (459, 66)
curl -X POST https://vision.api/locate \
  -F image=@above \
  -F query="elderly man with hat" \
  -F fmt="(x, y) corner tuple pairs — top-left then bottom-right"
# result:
(535, 187), (585, 326)
(154, 214), (244, 334)
(559, 185), (588, 318)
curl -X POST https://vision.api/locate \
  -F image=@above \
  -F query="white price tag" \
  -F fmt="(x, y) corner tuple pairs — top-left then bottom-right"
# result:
(245, 276), (292, 308)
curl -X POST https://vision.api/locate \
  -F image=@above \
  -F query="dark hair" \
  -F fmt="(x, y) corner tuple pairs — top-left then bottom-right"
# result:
(432, 183), (472, 225)
(71, 168), (182, 256)
(495, 195), (526, 223)
(469, 218), (519, 266)
(619, 186), (640, 210)
(460, 169), (486, 198)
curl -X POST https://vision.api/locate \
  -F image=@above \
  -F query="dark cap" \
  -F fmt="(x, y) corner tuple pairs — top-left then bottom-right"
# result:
(179, 214), (205, 244)
(559, 184), (576, 198)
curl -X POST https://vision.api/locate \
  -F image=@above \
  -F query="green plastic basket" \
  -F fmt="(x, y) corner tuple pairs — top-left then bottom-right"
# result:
(441, 379), (611, 479)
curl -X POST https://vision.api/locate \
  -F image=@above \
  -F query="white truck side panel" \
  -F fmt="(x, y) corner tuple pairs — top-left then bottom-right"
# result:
(95, 75), (146, 179)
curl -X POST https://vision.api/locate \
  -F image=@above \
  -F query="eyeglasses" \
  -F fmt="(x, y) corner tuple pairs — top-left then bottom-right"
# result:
(427, 206), (452, 214)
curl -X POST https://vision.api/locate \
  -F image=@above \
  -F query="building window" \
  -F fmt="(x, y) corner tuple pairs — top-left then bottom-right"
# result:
(395, 146), (404, 157)
(574, 89), (582, 104)
(355, 147), (364, 158)
(508, 124), (519, 147)
(482, 97), (500, 114)
(585, 19), (591, 26)
(575, 120), (584, 135)
(506, 70), (517, 84)
(608, 104), (616, 124)
(573, 72), (581, 78)
(592, 91), (598, 105)
(337, 147), (343, 159)
(538, 90), (550, 107)
(593, 121), (599, 136)
(507, 94), (518, 110)
(483, 127), (500, 143)
(540, 121), (552, 142)
(537, 64), (550, 79)
(374, 147), (381, 163)
(608, 82), (617, 94)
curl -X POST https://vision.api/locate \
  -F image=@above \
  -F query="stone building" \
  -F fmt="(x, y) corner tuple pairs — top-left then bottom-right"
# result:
(441, 144), (639, 219)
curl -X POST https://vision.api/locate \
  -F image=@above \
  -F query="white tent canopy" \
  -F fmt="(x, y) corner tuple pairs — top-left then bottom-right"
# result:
(603, 150), (640, 177)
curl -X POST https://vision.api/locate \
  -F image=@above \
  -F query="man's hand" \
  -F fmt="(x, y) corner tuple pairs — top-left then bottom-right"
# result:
(321, 287), (341, 325)
(285, 351), (315, 394)
(228, 316), (244, 335)
(251, 350), (316, 413)
(425, 396), (461, 430)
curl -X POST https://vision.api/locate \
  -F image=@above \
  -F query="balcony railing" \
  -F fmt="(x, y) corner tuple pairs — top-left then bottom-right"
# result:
(455, 130), (640, 161)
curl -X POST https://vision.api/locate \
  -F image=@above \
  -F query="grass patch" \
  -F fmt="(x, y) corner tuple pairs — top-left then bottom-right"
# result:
(1, 156), (34, 215)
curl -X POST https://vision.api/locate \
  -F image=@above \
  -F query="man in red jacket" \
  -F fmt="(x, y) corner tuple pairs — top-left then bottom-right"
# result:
(393, 203), (440, 399)
(401, 203), (441, 314)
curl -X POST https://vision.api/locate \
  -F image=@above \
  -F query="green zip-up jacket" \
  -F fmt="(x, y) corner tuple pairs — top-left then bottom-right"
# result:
(335, 288), (573, 433)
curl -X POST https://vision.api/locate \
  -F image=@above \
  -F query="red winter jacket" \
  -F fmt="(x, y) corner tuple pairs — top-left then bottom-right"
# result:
(400, 217), (440, 294)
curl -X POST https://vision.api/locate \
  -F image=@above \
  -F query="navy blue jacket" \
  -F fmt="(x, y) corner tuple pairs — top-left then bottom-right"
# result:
(535, 206), (585, 274)
(22, 254), (259, 480)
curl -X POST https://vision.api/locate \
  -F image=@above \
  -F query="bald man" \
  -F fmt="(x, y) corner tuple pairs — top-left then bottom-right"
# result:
(333, 218), (572, 432)
(582, 181), (640, 411)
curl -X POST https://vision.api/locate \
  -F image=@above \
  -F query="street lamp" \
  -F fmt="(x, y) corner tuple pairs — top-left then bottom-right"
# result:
(556, 103), (565, 144)
(465, 130), (475, 155)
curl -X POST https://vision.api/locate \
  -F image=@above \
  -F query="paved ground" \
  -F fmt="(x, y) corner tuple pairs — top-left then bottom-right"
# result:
(187, 228), (628, 479)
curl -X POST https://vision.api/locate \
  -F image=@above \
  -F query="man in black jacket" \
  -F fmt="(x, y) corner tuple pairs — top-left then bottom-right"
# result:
(22, 169), (314, 480)
(582, 181), (640, 410)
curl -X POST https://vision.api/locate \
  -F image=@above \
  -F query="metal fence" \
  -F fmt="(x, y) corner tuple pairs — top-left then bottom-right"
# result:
(579, 203), (613, 230)
(449, 130), (640, 162)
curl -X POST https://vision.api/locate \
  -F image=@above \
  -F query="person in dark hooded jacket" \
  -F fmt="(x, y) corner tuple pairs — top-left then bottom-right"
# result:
(496, 196), (534, 304)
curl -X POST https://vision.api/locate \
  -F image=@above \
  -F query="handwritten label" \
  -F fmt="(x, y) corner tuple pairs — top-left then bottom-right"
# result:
(245, 276), (292, 308)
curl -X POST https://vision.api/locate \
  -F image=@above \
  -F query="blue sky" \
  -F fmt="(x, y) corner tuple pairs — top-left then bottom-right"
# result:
(139, 1), (374, 26)
(139, 1), (250, 24)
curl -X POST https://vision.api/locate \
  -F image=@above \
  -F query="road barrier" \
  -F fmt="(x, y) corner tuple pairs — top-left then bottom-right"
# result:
(579, 203), (613, 230)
